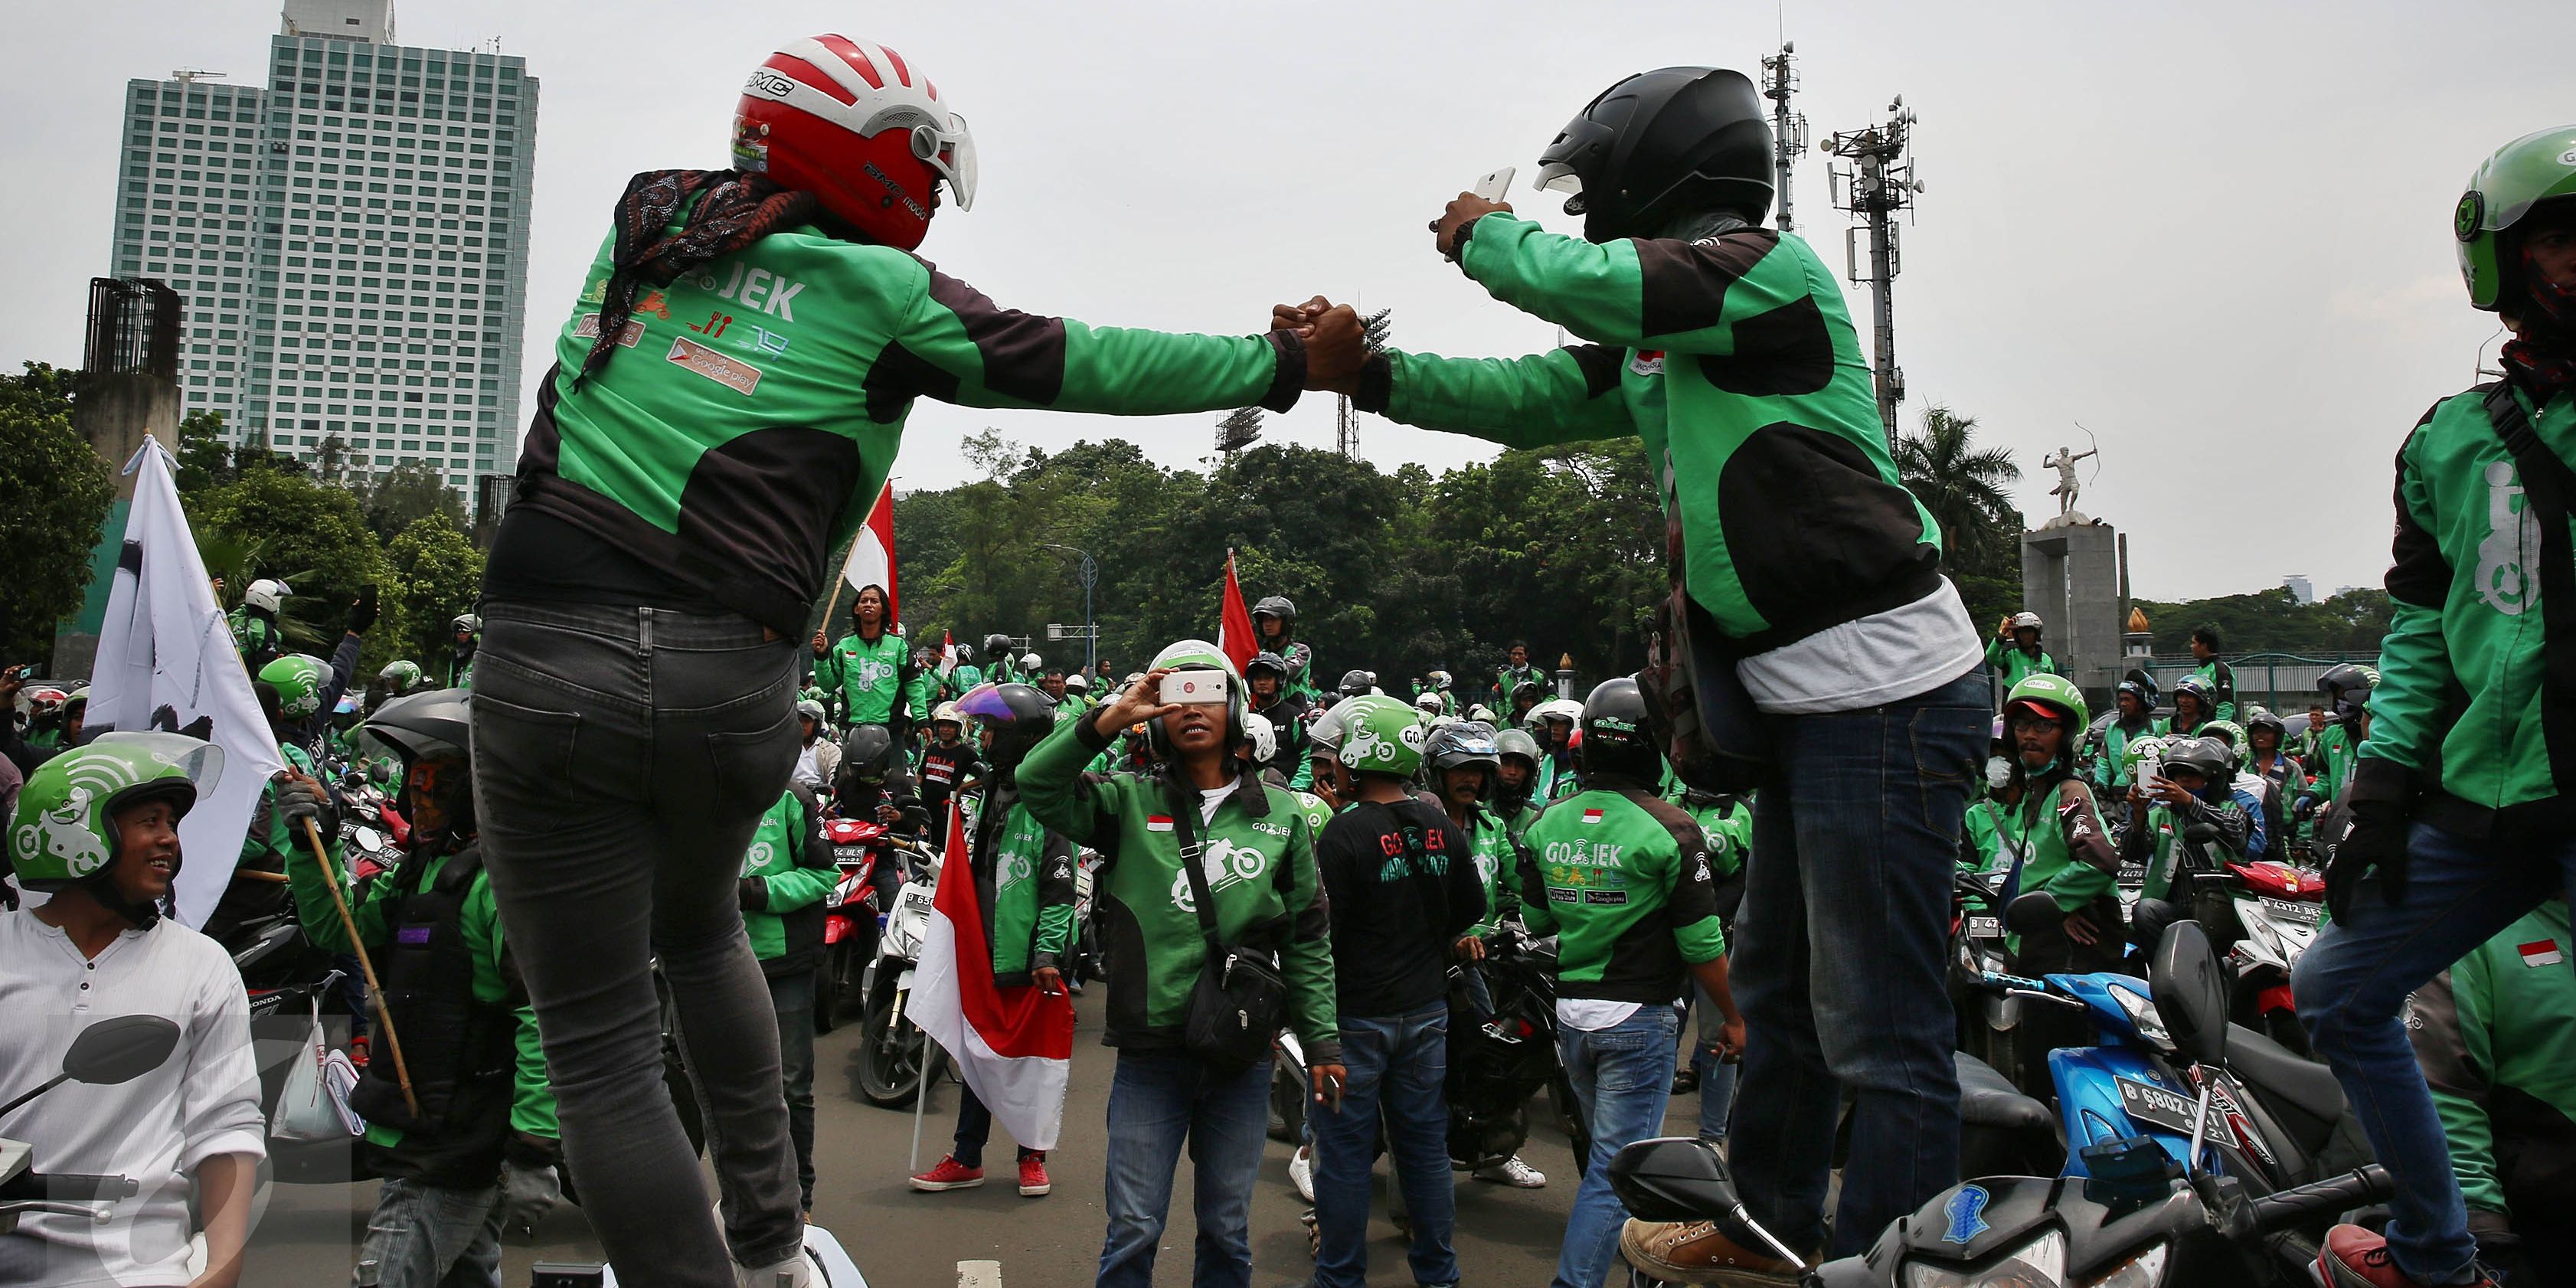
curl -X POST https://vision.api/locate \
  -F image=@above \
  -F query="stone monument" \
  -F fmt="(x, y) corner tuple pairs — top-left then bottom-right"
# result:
(2022, 443), (2121, 699)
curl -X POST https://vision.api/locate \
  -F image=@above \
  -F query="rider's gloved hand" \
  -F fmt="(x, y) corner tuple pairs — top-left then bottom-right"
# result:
(2323, 758), (2412, 922)
(275, 773), (340, 842)
(345, 584), (379, 635)
(497, 1133), (563, 1240)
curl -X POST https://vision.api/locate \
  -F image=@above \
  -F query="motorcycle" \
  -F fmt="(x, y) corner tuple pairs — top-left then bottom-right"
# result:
(1611, 920), (2390, 1288)
(817, 816), (919, 1033)
(852, 836), (939, 1108)
(2153, 820), (2326, 1055)
(1448, 928), (1589, 1176)
(1, 1017), (180, 1236)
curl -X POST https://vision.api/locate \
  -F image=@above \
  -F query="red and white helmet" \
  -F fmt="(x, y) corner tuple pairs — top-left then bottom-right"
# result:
(733, 34), (976, 251)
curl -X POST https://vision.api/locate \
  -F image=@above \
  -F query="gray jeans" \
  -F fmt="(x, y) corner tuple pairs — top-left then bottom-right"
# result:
(359, 1176), (503, 1288)
(469, 601), (805, 1285)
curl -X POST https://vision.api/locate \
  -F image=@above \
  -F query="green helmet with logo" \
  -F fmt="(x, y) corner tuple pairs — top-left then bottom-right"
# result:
(9, 734), (224, 891)
(2004, 672), (2088, 732)
(2456, 125), (2576, 310)
(1337, 695), (1428, 779)
(2120, 734), (2169, 783)
(378, 659), (424, 694)
(1146, 639), (1242, 755)
(2202, 719), (2247, 769)
(258, 653), (331, 721)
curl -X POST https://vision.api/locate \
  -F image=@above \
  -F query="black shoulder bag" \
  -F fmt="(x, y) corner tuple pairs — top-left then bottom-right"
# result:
(1169, 780), (1292, 1075)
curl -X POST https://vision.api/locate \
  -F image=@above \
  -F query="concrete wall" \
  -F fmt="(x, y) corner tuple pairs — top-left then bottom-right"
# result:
(2022, 521), (2123, 701)
(51, 373), (181, 682)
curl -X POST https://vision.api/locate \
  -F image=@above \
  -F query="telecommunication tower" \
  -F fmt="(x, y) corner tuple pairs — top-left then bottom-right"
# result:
(1823, 97), (1926, 447)
(1759, 44), (1807, 233)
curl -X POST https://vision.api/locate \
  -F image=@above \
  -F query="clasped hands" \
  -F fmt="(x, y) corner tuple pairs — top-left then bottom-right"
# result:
(1271, 191), (1515, 397)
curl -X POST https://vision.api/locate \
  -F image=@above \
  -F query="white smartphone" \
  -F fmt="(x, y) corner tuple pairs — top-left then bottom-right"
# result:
(1473, 166), (1515, 201)
(1159, 672), (1225, 705)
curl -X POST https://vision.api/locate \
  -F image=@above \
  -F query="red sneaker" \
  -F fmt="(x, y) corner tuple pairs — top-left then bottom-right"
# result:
(1017, 1153), (1051, 1197)
(2317, 1225), (2491, 1288)
(347, 1035), (370, 1069)
(907, 1156), (984, 1192)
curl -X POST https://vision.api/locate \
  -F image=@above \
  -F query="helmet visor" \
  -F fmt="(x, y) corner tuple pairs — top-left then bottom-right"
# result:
(954, 682), (1017, 722)
(92, 731), (227, 799)
(1535, 161), (1584, 195)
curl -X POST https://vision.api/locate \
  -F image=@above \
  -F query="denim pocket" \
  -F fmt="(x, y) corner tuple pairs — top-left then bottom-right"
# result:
(706, 704), (801, 825)
(469, 691), (584, 837)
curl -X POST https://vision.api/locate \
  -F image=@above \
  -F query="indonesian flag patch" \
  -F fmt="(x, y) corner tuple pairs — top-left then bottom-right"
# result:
(2518, 940), (2565, 969)
(1146, 816), (1175, 833)
(1581, 808), (1606, 825)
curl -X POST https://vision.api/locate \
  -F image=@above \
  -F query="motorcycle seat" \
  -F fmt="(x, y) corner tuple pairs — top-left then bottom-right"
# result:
(1955, 1051), (2054, 1136)
(2223, 1023), (2346, 1122)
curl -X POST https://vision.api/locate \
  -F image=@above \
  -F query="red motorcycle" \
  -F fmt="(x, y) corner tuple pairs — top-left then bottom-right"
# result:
(817, 817), (920, 1032)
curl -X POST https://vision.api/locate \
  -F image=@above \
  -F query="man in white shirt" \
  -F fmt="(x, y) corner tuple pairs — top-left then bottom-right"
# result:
(1, 735), (263, 1288)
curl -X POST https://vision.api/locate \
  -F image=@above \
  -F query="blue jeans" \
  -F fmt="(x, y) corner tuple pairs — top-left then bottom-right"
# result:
(361, 1176), (505, 1288)
(1729, 667), (1987, 1258)
(1555, 1005), (1681, 1288)
(1096, 1050), (1273, 1288)
(1311, 1005), (1459, 1288)
(2292, 820), (2576, 1285)
(1687, 986), (1738, 1143)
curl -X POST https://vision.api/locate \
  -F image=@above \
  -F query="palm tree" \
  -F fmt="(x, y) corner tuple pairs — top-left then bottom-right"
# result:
(1892, 404), (2022, 571)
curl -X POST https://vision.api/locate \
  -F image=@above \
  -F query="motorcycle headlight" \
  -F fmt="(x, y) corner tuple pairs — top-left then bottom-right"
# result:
(2110, 985), (2172, 1051)
(2083, 1241), (2167, 1288)
(1902, 1228), (2066, 1288)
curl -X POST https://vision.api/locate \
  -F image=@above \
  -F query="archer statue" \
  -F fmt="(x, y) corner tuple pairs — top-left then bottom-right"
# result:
(2043, 443), (2098, 518)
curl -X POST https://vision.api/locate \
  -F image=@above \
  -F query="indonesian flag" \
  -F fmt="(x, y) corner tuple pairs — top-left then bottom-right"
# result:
(838, 482), (900, 626)
(908, 798), (1075, 1152)
(1217, 548), (1257, 677)
(1581, 808), (1607, 825)
(939, 629), (957, 679)
(2519, 940), (2565, 969)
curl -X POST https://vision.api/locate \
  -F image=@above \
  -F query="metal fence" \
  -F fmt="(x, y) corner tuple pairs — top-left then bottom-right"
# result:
(2132, 650), (2380, 716)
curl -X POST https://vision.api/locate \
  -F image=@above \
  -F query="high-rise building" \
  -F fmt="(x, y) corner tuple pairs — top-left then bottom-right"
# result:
(2281, 574), (2314, 605)
(106, 0), (537, 495)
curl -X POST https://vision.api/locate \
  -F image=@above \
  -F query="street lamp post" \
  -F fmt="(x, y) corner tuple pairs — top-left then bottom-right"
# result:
(1041, 544), (1098, 675)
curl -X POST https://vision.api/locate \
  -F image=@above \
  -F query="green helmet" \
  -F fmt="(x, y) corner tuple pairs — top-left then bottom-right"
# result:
(9, 734), (224, 891)
(258, 653), (331, 721)
(2456, 125), (2576, 310)
(1149, 639), (1240, 683)
(2120, 734), (2169, 783)
(1337, 695), (1428, 779)
(378, 659), (424, 693)
(2202, 720), (2247, 767)
(2003, 672), (2088, 731)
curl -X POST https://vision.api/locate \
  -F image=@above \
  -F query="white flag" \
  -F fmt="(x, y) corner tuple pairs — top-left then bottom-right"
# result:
(87, 442), (286, 927)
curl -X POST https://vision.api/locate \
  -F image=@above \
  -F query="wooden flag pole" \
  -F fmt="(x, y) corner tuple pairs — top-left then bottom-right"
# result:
(301, 818), (420, 1118)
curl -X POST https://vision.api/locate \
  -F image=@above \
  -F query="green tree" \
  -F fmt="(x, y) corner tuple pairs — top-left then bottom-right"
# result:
(0, 364), (114, 662)
(175, 408), (234, 495)
(1891, 404), (2025, 632)
(382, 513), (485, 670)
(2132, 587), (2394, 656)
(357, 459), (469, 541)
(191, 467), (391, 667)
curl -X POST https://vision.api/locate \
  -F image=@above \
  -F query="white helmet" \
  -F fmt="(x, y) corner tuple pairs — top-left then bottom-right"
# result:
(2010, 612), (2043, 631)
(796, 698), (827, 724)
(931, 701), (963, 726)
(1414, 691), (1443, 713)
(1243, 712), (1277, 765)
(1529, 697), (1583, 727)
(1428, 669), (1453, 691)
(1064, 672), (1090, 692)
(1022, 652), (1043, 670)
(244, 578), (290, 614)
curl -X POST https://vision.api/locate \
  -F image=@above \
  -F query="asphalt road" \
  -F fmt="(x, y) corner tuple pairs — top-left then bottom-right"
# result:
(239, 989), (1715, 1287)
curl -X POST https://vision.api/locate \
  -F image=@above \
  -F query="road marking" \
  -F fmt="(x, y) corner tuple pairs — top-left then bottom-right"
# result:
(957, 1259), (1002, 1288)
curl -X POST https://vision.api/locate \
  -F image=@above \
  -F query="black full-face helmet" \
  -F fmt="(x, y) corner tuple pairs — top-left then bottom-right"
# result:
(1535, 67), (1775, 244)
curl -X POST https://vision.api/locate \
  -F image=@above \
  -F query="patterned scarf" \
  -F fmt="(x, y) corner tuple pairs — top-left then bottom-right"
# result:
(2502, 243), (2576, 400)
(580, 169), (821, 379)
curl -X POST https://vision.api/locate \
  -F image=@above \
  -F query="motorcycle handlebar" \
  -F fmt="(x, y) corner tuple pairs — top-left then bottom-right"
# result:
(2247, 1166), (2391, 1234)
(0, 1171), (139, 1201)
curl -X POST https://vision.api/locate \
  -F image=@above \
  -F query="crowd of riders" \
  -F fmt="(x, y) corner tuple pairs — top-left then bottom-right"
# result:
(5, 37), (2574, 1288)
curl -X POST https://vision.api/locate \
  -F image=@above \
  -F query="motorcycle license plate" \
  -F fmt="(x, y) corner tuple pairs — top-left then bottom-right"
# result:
(1967, 916), (2003, 940)
(2260, 897), (2323, 927)
(2117, 861), (2146, 884)
(834, 845), (868, 865)
(2113, 1075), (2198, 1136)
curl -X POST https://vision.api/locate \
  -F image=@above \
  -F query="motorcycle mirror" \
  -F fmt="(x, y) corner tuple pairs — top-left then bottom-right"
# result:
(64, 1015), (180, 1086)
(2002, 890), (2063, 936)
(2149, 920), (2230, 1068)
(2182, 822), (2222, 845)
(1607, 1137), (1809, 1268)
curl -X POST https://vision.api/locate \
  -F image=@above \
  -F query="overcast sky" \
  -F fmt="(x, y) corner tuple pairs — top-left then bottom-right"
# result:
(6, 0), (2567, 599)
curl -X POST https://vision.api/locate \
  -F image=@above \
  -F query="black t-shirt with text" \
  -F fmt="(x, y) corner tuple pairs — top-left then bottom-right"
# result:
(1313, 796), (1487, 1017)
